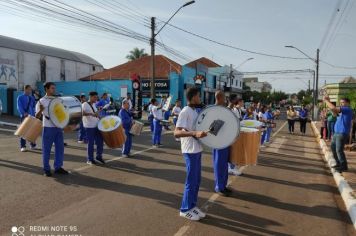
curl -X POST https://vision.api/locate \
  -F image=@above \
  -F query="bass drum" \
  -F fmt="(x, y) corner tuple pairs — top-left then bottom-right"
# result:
(194, 105), (240, 149)
(98, 115), (126, 148)
(48, 96), (82, 129)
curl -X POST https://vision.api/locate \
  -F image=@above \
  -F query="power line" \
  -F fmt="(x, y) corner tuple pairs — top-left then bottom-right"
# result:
(156, 19), (308, 60)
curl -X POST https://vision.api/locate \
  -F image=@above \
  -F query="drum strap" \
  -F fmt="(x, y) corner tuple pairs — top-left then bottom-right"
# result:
(86, 102), (96, 114)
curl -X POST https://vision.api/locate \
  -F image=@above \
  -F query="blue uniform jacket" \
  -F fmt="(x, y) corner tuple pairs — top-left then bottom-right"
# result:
(17, 93), (35, 117)
(119, 108), (132, 131)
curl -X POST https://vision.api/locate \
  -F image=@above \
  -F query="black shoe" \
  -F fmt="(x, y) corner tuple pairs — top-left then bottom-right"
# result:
(43, 171), (52, 177)
(54, 168), (69, 175)
(87, 160), (97, 165)
(335, 166), (348, 173)
(224, 187), (233, 193)
(216, 189), (232, 197)
(64, 143), (68, 147)
(96, 158), (105, 164)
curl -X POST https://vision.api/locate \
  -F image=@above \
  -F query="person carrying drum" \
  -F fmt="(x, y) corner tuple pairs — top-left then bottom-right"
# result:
(152, 99), (164, 147)
(35, 82), (68, 177)
(17, 85), (37, 152)
(172, 99), (182, 142)
(96, 93), (110, 117)
(212, 91), (233, 196)
(228, 95), (243, 176)
(148, 98), (155, 132)
(82, 91), (105, 165)
(174, 87), (208, 221)
(119, 100), (133, 157)
(77, 94), (88, 144)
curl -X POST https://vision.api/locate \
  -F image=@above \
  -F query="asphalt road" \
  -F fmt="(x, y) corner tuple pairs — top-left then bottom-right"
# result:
(0, 118), (353, 236)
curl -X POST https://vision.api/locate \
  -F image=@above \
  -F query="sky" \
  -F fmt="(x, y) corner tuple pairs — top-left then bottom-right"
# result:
(1, 0), (356, 93)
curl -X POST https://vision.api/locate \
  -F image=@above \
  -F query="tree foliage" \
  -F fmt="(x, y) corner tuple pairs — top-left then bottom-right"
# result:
(126, 47), (148, 61)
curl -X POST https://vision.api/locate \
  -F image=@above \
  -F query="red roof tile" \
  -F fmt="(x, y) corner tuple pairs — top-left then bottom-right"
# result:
(185, 57), (220, 69)
(80, 55), (181, 81)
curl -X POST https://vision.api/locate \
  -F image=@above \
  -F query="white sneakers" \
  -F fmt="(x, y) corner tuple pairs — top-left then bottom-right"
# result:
(20, 147), (27, 152)
(228, 167), (243, 176)
(179, 207), (206, 221)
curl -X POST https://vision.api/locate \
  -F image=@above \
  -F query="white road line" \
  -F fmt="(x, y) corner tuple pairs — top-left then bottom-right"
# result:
(173, 121), (286, 236)
(0, 128), (15, 133)
(272, 121), (287, 138)
(73, 146), (156, 172)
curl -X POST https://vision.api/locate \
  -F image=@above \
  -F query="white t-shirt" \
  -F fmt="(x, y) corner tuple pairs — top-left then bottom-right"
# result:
(152, 105), (163, 120)
(35, 96), (56, 127)
(148, 104), (153, 115)
(172, 106), (182, 117)
(176, 106), (202, 154)
(82, 102), (99, 128)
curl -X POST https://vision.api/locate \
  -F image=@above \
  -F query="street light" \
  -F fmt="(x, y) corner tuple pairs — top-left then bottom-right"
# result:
(150, 1), (195, 99)
(234, 57), (254, 70)
(285, 45), (320, 120)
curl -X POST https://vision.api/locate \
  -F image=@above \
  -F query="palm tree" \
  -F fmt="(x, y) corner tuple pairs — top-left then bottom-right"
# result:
(126, 48), (148, 61)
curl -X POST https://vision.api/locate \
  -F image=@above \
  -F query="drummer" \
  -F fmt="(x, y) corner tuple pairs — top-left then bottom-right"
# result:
(227, 95), (243, 176)
(77, 94), (88, 144)
(82, 91), (105, 165)
(148, 99), (155, 132)
(212, 90), (232, 196)
(35, 82), (68, 177)
(119, 99), (133, 157)
(96, 93), (110, 117)
(174, 87), (208, 221)
(172, 99), (182, 142)
(17, 84), (37, 152)
(152, 99), (163, 147)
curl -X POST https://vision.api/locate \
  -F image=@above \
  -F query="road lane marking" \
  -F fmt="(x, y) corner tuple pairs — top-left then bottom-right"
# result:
(272, 121), (287, 138)
(73, 146), (156, 172)
(0, 128), (16, 133)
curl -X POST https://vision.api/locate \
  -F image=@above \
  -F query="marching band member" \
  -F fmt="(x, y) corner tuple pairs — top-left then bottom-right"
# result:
(17, 85), (37, 152)
(82, 91), (105, 165)
(152, 99), (163, 147)
(96, 93), (110, 117)
(174, 87), (207, 221)
(227, 95), (243, 176)
(212, 91), (232, 196)
(148, 99), (155, 132)
(172, 99), (182, 126)
(35, 82), (68, 177)
(263, 106), (274, 143)
(172, 99), (182, 142)
(77, 94), (88, 144)
(119, 99), (133, 157)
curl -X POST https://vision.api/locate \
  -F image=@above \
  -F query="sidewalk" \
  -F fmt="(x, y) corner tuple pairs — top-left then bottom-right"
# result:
(313, 121), (356, 190)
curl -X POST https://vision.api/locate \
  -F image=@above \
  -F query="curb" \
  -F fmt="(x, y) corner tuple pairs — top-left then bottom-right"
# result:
(311, 121), (356, 229)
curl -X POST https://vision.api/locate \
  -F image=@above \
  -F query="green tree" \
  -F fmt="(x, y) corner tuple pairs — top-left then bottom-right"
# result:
(126, 47), (148, 61)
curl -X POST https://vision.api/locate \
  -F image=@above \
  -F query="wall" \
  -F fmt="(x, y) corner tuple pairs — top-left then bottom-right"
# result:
(0, 47), (103, 90)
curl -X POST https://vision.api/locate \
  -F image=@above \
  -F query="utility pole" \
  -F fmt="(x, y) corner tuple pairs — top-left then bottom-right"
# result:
(314, 48), (320, 120)
(150, 17), (156, 99)
(308, 80), (310, 92)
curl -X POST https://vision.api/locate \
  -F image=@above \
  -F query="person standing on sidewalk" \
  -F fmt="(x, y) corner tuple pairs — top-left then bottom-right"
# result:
(119, 100), (133, 157)
(299, 105), (308, 135)
(287, 106), (297, 134)
(17, 85), (37, 152)
(324, 96), (353, 173)
(326, 109), (337, 141)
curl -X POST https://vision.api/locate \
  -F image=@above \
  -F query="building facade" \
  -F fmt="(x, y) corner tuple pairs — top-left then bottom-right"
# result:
(0, 35), (103, 90)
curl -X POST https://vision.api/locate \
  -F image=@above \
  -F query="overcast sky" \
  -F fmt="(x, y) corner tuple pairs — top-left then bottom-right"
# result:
(1, 0), (356, 93)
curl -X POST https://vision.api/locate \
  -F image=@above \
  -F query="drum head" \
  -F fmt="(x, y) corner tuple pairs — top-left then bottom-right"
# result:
(240, 120), (262, 128)
(194, 105), (240, 149)
(98, 115), (122, 132)
(48, 97), (69, 129)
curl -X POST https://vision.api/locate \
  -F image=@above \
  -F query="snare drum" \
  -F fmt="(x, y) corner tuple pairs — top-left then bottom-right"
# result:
(130, 121), (144, 136)
(98, 115), (126, 148)
(14, 116), (42, 143)
(229, 127), (261, 166)
(48, 96), (82, 130)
